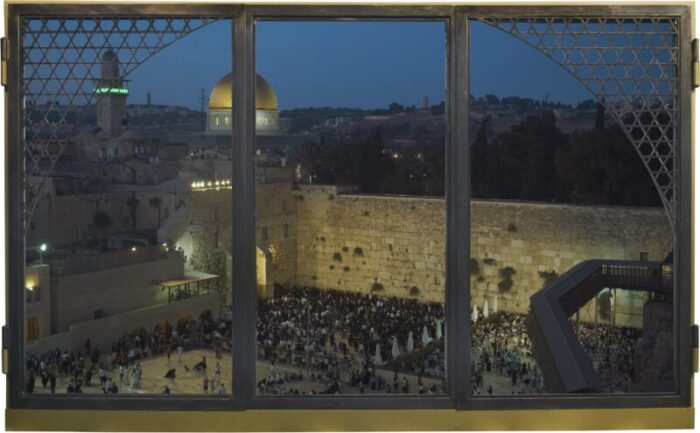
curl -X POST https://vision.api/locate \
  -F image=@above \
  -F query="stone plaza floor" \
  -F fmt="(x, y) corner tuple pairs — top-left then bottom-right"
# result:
(32, 348), (527, 396)
(33, 349), (231, 395)
(33, 348), (447, 396)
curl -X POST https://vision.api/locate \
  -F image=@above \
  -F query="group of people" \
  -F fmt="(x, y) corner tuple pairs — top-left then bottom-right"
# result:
(578, 321), (640, 392)
(25, 310), (232, 395)
(470, 312), (545, 395)
(25, 284), (644, 397)
(470, 309), (645, 395)
(256, 285), (446, 394)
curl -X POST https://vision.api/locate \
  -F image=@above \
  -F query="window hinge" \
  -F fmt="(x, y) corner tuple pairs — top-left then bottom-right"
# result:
(692, 39), (700, 90)
(1, 325), (9, 375)
(0, 37), (8, 87)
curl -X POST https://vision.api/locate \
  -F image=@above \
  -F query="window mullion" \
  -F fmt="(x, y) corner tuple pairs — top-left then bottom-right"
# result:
(446, 10), (470, 409)
(231, 9), (257, 408)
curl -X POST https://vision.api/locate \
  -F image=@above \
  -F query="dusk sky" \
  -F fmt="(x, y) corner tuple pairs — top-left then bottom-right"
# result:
(127, 20), (591, 110)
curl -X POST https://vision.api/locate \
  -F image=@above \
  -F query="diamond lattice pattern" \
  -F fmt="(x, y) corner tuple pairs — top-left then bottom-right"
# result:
(22, 17), (218, 231)
(481, 17), (679, 235)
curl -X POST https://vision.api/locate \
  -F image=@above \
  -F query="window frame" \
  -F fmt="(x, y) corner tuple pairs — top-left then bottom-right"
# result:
(3, 2), (694, 414)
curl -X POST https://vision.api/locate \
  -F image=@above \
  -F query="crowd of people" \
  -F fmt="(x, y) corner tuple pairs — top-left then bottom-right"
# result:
(577, 322), (640, 392)
(256, 285), (446, 394)
(24, 283), (644, 397)
(470, 310), (644, 395)
(471, 312), (545, 395)
(25, 310), (231, 395)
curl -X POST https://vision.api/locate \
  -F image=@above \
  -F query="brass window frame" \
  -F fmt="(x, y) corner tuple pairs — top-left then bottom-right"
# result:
(2, 1), (695, 428)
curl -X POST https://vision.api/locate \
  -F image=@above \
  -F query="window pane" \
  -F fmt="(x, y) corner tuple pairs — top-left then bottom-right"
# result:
(23, 17), (234, 396)
(254, 21), (447, 396)
(469, 18), (676, 396)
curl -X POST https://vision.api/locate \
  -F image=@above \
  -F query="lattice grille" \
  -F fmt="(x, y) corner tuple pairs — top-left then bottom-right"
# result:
(22, 16), (219, 231)
(479, 17), (679, 235)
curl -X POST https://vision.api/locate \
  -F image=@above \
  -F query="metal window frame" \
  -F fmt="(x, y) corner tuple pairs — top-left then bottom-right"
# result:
(3, 2), (694, 414)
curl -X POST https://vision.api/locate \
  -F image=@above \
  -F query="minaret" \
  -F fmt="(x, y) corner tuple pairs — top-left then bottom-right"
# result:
(95, 49), (128, 136)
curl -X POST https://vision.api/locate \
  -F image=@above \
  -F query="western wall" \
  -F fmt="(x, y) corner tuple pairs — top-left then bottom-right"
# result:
(180, 183), (673, 327)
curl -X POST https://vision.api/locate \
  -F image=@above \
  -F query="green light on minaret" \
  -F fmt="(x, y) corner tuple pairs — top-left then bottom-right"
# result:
(93, 87), (129, 95)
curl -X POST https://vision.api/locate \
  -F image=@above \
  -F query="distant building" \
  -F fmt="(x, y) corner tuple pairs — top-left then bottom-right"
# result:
(204, 71), (317, 161)
(206, 73), (279, 135)
(95, 49), (128, 137)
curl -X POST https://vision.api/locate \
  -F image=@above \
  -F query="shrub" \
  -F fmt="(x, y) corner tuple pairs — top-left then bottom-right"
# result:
(343, 266), (350, 272)
(497, 278), (513, 293)
(371, 280), (385, 292)
(332, 252), (342, 262)
(470, 258), (480, 275)
(538, 270), (559, 285)
(483, 257), (496, 265)
(499, 266), (517, 278)
(92, 210), (112, 228)
(353, 247), (364, 257)
(342, 246), (349, 252)
(507, 223), (517, 232)
(409, 286), (420, 296)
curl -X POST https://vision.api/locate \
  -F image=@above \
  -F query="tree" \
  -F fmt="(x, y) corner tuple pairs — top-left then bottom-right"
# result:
(92, 210), (112, 229)
(471, 115), (491, 196)
(388, 102), (404, 114)
(484, 94), (500, 105)
(149, 196), (163, 227)
(556, 123), (661, 206)
(595, 100), (606, 131)
(299, 135), (336, 184)
(359, 127), (385, 193)
(487, 110), (567, 201)
(126, 193), (140, 230)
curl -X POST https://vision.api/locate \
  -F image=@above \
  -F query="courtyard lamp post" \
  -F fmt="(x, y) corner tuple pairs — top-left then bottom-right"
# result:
(39, 243), (47, 264)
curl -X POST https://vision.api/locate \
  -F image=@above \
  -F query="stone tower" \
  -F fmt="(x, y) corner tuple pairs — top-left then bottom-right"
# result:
(95, 49), (128, 136)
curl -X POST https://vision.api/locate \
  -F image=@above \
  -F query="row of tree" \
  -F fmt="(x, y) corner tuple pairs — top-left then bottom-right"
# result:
(299, 128), (444, 196)
(471, 105), (662, 206)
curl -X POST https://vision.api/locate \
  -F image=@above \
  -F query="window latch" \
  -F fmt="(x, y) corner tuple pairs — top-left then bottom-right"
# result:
(1, 325), (9, 375)
(692, 39), (699, 90)
(0, 37), (7, 87)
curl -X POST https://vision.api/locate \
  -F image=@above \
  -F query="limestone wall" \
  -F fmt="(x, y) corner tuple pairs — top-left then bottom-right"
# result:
(182, 182), (298, 295)
(295, 186), (446, 301)
(294, 186), (672, 325)
(184, 182), (672, 327)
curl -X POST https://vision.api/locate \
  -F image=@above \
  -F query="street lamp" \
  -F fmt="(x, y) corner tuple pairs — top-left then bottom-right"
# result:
(39, 243), (47, 264)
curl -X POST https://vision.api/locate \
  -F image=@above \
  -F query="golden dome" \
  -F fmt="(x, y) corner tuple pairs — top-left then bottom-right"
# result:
(208, 73), (278, 112)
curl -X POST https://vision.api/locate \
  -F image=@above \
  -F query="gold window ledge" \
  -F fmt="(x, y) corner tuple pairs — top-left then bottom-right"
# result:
(5, 408), (695, 431)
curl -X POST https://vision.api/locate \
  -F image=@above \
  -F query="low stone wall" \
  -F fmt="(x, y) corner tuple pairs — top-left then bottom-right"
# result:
(52, 253), (185, 333)
(27, 292), (220, 355)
